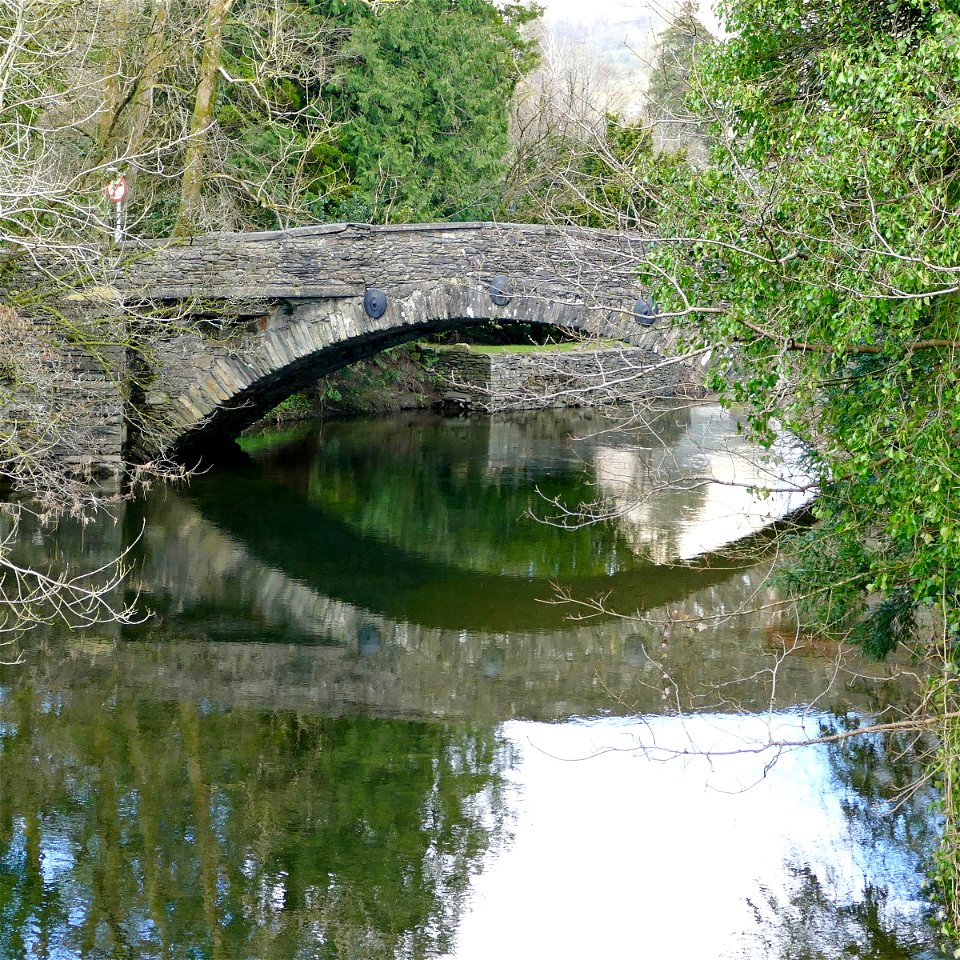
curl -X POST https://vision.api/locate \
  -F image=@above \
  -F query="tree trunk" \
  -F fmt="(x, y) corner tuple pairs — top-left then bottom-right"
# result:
(174, 0), (235, 237)
(96, 2), (130, 156)
(123, 0), (171, 197)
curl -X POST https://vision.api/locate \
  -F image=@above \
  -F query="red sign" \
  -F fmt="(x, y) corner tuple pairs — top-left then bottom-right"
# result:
(106, 176), (128, 203)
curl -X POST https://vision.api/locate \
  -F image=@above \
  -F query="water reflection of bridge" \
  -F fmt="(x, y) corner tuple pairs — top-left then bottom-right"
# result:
(14, 405), (902, 722)
(33, 490), (898, 724)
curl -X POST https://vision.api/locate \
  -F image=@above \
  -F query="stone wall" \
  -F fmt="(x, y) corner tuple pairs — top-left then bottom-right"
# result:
(425, 345), (705, 411)
(57, 341), (127, 481)
(0, 311), (127, 483)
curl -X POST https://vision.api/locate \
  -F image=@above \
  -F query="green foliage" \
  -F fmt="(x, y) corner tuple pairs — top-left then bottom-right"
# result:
(202, 0), (337, 230)
(268, 390), (314, 422)
(8, 0), (541, 234)
(320, 381), (343, 403)
(310, 0), (541, 222)
(648, 0), (960, 661)
(309, 345), (438, 415)
(635, 2), (960, 925)
(932, 712), (960, 949)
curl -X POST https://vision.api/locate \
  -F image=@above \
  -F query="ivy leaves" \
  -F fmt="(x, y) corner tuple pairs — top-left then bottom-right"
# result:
(653, 0), (960, 653)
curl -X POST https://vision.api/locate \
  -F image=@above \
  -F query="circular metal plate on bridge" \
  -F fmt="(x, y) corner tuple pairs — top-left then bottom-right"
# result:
(489, 275), (512, 306)
(363, 288), (388, 319)
(634, 295), (658, 327)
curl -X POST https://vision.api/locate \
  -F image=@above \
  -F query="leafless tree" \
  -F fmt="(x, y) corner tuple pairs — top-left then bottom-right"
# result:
(0, 0), (334, 650)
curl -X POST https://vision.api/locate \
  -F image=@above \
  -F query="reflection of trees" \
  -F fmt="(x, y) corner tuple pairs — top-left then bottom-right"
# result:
(822, 716), (936, 852)
(750, 868), (931, 960)
(304, 412), (647, 578)
(0, 681), (512, 959)
(170, 405), (814, 635)
(748, 720), (936, 960)
(296, 405), (812, 574)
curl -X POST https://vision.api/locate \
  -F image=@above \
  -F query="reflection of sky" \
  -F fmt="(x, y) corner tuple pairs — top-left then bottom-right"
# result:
(8, 818), (86, 958)
(446, 714), (932, 960)
(39, 831), (76, 887)
(595, 406), (817, 562)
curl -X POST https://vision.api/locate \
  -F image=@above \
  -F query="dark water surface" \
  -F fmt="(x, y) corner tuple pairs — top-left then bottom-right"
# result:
(0, 406), (939, 958)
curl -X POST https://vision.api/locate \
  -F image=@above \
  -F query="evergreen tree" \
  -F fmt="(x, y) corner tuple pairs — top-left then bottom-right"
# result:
(311, 0), (540, 223)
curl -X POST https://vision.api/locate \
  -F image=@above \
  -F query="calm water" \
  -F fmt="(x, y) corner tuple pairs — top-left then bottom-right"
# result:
(0, 405), (938, 959)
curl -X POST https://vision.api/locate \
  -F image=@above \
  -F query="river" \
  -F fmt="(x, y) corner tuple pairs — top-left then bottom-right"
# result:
(0, 403), (939, 959)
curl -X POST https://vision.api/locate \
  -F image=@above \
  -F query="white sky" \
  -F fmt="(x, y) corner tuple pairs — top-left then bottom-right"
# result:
(539, 0), (721, 33)
(541, 0), (667, 21)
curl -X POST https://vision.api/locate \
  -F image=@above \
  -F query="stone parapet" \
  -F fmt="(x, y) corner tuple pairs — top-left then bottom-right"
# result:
(121, 222), (651, 307)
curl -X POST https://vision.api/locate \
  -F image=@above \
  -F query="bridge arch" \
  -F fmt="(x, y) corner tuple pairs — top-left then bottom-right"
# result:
(124, 222), (685, 460)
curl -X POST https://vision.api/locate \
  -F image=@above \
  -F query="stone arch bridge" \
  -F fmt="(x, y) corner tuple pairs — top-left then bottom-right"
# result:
(105, 222), (689, 463)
